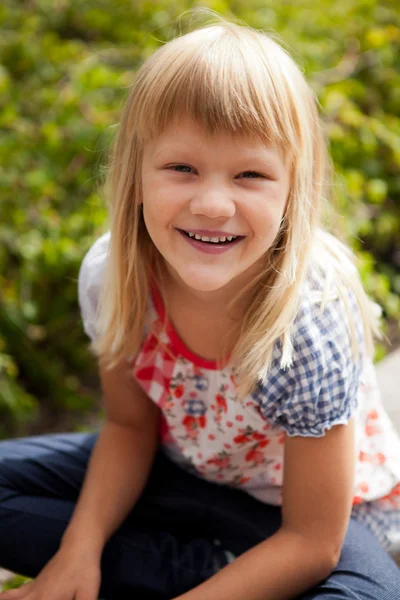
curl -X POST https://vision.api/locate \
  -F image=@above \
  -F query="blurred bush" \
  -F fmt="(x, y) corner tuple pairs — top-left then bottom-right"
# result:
(0, 0), (399, 437)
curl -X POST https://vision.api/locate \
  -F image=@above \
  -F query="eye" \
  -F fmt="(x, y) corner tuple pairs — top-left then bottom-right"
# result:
(238, 171), (265, 179)
(168, 164), (195, 173)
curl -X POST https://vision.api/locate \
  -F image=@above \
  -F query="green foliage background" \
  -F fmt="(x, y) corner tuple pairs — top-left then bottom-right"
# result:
(0, 0), (399, 438)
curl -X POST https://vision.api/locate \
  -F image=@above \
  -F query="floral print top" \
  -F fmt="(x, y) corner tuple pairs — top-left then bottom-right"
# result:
(78, 232), (400, 552)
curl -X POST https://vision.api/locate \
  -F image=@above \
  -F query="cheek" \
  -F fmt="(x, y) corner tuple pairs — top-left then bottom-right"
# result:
(142, 187), (165, 222)
(248, 200), (283, 237)
(143, 180), (182, 216)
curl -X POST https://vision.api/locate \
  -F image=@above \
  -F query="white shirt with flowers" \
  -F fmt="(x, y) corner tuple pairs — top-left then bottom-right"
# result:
(79, 232), (400, 554)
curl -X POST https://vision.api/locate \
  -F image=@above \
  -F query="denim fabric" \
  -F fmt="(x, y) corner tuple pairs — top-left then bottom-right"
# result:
(0, 431), (399, 599)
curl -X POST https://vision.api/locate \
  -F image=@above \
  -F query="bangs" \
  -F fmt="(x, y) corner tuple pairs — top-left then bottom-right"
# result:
(131, 25), (306, 158)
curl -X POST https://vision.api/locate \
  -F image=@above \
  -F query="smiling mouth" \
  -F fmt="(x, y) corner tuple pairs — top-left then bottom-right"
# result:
(179, 229), (244, 245)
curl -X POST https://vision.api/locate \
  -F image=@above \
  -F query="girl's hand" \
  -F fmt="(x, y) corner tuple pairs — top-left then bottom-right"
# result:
(0, 544), (102, 600)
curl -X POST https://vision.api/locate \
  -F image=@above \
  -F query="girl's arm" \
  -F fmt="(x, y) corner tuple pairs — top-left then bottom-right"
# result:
(61, 359), (160, 554)
(173, 419), (356, 600)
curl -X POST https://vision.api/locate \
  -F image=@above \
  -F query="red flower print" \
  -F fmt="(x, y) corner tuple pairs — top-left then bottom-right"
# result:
(358, 482), (369, 494)
(258, 439), (270, 449)
(376, 452), (386, 465)
(352, 496), (364, 505)
(182, 414), (206, 432)
(174, 384), (184, 399)
(359, 450), (386, 465)
(365, 424), (380, 437)
(278, 433), (285, 444)
(189, 391), (198, 399)
(367, 409), (379, 420)
(252, 432), (267, 441)
(182, 415), (196, 429)
(207, 456), (230, 469)
(216, 394), (227, 413)
(208, 433), (216, 441)
(197, 452), (203, 459)
(380, 483), (400, 503)
(235, 415), (244, 422)
(245, 449), (264, 465)
(226, 421), (233, 428)
(234, 433), (251, 444)
(274, 463), (282, 471)
(224, 443), (232, 450)
(239, 477), (251, 485)
(164, 400), (175, 411)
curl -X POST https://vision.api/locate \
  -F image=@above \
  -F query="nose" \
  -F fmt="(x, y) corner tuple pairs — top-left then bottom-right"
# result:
(190, 182), (236, 219)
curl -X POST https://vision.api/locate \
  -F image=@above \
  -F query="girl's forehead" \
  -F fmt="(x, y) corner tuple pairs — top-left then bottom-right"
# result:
(147, 116), (261, 143)
(144, 117), (288, 164)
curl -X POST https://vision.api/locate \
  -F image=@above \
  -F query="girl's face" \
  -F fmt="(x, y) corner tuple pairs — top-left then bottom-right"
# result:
(141, 117), (291, 300)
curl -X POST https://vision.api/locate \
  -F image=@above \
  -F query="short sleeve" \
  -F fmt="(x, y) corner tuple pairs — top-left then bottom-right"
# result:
(78, 232), (110, 342)
(252, 283), (366, 438)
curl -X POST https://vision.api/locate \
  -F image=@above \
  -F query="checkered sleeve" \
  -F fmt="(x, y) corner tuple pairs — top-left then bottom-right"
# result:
(77, 232), (110, 342)
(253, 286), (366, 437)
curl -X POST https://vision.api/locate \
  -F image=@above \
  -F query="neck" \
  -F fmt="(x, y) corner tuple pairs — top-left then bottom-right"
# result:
(161, 265), (260, 321)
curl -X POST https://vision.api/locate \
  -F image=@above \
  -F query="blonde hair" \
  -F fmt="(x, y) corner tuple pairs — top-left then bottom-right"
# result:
(92, 14), (380, 399)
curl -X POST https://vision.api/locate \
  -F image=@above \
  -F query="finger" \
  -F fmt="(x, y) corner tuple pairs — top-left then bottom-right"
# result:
(0, 581), (34, 599)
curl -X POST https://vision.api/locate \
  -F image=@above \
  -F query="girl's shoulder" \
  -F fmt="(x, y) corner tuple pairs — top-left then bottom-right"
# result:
(78, 231), (156, 344)
(296, 261), (366, 350)
(77, 231), (111, 341)
(252, 263), (367, 437)
(79, 231), (110, 279)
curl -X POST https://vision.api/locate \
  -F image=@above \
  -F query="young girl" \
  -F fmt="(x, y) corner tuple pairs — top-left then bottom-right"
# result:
(1, 16), (400, 600)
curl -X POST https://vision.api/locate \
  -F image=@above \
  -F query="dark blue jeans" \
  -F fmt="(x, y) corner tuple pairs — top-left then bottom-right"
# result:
(0, 432), (399, 599)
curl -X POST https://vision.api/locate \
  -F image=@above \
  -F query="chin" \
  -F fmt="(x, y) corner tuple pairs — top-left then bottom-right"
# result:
(189, 282), (228, 293)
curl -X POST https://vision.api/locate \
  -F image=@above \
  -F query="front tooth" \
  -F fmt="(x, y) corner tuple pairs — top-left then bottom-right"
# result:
(226, 236), (233, 241)
(195, 234), (202, 240)
(201, 236), (210, 242)
(219, 237), (226, 242)
(210, 237), (219, 243)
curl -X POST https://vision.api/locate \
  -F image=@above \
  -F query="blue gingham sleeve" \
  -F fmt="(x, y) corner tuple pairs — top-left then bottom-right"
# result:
(78, 232), (110, 342)
(252, 285), (365, 438)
